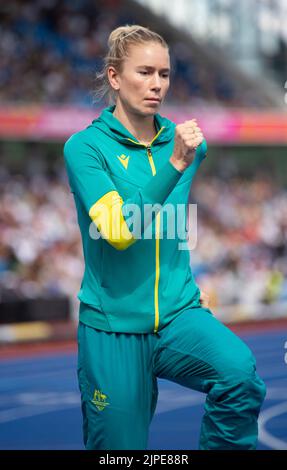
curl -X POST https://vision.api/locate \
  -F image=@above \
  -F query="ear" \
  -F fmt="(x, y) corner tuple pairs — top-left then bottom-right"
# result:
(107, 66), (120, 91)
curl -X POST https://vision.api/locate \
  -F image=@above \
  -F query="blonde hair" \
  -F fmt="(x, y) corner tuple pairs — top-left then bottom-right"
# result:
(93, 24), (168, 104)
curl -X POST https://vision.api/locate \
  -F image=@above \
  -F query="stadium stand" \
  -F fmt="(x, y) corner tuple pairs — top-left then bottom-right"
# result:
(0, 0), (280, 108)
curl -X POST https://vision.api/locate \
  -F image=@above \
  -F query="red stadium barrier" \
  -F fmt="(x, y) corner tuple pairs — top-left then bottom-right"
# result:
(1, 105), (287, 143)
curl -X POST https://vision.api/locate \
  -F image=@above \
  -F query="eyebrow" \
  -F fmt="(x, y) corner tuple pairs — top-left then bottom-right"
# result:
(136, 65), (170, 72)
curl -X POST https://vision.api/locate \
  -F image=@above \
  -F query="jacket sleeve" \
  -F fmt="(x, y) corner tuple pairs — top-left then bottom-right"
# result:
(63, 133), (183, 250)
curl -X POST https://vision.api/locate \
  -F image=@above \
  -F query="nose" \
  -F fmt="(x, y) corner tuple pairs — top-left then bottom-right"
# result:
(151, 72), (161, 91)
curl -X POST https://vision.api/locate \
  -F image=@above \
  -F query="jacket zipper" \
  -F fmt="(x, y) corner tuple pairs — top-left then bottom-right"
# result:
(126, 127), (164, 333)
(146, 145), (160, 333)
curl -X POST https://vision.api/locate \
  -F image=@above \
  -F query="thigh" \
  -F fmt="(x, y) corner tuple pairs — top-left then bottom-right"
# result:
(77, 322), (158, 450)
(153, 307), (256, 392)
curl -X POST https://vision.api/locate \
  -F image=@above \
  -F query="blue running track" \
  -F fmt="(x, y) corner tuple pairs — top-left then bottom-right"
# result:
(0, 328), (286, 450)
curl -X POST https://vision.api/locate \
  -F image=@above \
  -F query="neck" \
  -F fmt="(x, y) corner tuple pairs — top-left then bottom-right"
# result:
(112, 101), (157, 145)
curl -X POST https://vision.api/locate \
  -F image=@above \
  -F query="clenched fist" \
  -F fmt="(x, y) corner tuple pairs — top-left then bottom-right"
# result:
(170, 119), (205, 173)
(199, 290), (210, 308)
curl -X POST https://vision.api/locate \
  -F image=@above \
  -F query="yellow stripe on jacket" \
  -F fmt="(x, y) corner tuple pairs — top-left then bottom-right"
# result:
(89, 190), (137, 250)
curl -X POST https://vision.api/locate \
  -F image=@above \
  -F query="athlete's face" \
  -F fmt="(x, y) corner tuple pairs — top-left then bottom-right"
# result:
(110, 42), (170, 116)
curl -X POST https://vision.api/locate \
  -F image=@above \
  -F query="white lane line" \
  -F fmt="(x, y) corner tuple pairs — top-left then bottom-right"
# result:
(0, 392), (80, 423)
(156, 390), (204, 414)
(0, 403), (79, 424)
(0, 389), (204, 422)
(259, 401), (287, 450)
(266, 388), (287, 400)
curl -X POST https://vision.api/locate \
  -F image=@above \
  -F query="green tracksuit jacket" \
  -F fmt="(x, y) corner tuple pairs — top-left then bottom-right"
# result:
(64, 105), (207, 333)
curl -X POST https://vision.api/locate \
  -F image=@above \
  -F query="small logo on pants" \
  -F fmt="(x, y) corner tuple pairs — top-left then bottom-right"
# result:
(91, 389), (110, 411)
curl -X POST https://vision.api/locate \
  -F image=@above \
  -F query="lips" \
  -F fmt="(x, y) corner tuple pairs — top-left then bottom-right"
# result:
(145, 98), (161, 102)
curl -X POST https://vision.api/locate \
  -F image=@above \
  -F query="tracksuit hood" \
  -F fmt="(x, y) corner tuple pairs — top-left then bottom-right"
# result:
(88, 104), (175, 146)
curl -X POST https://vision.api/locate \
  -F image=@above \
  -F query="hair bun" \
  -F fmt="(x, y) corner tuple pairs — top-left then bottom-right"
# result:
(108, 26), (133, 48)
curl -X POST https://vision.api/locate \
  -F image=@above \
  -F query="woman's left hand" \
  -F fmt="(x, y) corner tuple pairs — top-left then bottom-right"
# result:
(199, 290), (210, 308)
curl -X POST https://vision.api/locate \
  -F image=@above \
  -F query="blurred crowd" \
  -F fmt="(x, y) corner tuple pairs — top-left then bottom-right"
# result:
(0, 166), (82, 318)
(0, 0), (248, 107)
(1, 157), (286, 321)
(192, 175), (287, 319)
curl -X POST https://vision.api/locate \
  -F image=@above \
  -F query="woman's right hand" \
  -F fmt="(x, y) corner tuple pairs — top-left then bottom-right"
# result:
(170, 119), (204, 173)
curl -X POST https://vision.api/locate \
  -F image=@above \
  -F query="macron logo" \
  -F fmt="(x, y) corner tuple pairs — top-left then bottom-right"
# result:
(117, 154), (130, 170)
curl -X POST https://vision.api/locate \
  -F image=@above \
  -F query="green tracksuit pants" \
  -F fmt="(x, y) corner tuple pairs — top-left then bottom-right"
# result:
(77, 306), (266, 450)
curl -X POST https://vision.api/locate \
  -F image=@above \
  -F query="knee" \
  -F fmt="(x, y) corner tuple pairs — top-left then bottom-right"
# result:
(237, 371), (266, 406)
(227, 369), (266, 410)
(218, 347), (266, 407)
(208, 372), (266, 416)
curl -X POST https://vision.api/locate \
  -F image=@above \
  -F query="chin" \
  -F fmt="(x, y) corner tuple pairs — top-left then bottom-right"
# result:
(140, 104), (160, 116)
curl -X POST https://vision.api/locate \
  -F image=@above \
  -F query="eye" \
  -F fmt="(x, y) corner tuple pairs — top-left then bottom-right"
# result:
(161, 73), (170, 78)
(139, 71), (149, 75)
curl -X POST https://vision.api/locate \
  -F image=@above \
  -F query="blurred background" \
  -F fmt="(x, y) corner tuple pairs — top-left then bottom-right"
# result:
(0, 0), (287, 450)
